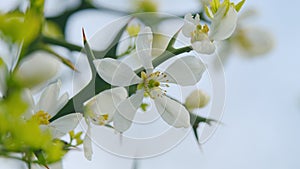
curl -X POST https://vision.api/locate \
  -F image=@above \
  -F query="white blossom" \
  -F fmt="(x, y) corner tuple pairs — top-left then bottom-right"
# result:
(23, 80), (82, 139)
(93, 27), (206, 132)
(14, 51), (60, 89)
(182, 0), (244, 54)
(83, 87), (128, 160)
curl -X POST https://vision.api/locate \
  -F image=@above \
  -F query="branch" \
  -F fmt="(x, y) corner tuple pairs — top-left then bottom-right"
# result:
(41, 36), (83, 52)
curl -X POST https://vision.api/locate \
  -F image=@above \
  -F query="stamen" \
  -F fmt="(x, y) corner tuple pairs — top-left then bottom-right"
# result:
(91, 114), (109, 125)
(138, 71), (170, 99)
(32, 110), (51, 125)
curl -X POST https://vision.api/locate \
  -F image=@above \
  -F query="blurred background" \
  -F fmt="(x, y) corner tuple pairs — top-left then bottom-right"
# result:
(1, 0), (300, 169)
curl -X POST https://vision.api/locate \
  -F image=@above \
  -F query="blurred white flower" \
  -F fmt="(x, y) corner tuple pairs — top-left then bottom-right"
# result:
(23, 80), (82, 139)
(83, 87), (128, 160)
(14, 51), (60, 89)
(94, 27), (206, 132)
(233, 27), (273, 57)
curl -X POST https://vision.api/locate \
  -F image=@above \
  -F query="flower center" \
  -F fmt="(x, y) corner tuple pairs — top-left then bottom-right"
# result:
(191, 24), (210, 43)
(137, 71), (169, 99)
(32, 110), (51, 125)
(90, 114), (109, 125)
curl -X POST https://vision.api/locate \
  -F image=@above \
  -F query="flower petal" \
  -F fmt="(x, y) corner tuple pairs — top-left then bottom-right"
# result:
(83, 87), (128, 124)
(182, 13), (199, 37)
(136, 27), (154, 72)
(14, 51), (60, 88)
(22, 89), (35, 119)
(93, 58), (141, 86)
(113, 90), (144, 133)
(209, 6), (238, 41)
(192, 39), (216, 54)
(36, 81), (69, 117)
(83, 124), (93, 161)
(49, 113), (83, 138)
(120, 53), (142, 71)
(161, 55), (206, 86)
(154, 94), (190, 128)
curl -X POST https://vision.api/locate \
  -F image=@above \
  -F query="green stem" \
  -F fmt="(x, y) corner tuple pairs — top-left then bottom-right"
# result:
(134, 45), (192, 74)
(41, 36), (83, 52)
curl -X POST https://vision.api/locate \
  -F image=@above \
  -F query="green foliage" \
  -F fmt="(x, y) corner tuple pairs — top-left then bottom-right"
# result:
(0, 11), (42, 51)
(0, 90), (65, 165)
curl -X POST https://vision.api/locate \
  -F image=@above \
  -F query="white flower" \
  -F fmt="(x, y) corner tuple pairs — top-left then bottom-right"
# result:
(84, 87), (128, 126)
(82, 87), (128, 160)
(182, 0), (243, 54)
(233, 27), (274, 56)
(182, 13), (216, 54)
(93, 27), (206, 132)
(14, 51), (60, 89)
(23, 80), (82, 138)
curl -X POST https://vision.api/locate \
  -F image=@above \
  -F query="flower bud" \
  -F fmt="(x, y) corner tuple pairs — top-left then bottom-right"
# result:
(14, 51), (60, 88)
(185, 90), (210, 110)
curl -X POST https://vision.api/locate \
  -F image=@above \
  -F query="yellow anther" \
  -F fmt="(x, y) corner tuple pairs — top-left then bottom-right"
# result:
(102, 114), (109, 121)
(141, 71), (147, 80)
(154, 81), (160, 87)
(202, 24), (209, 33)
(138, 71), (170, 99)
(32, 110), (51, 125)
(91, 114), (109, 126)
(196, 25), (202, 30)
